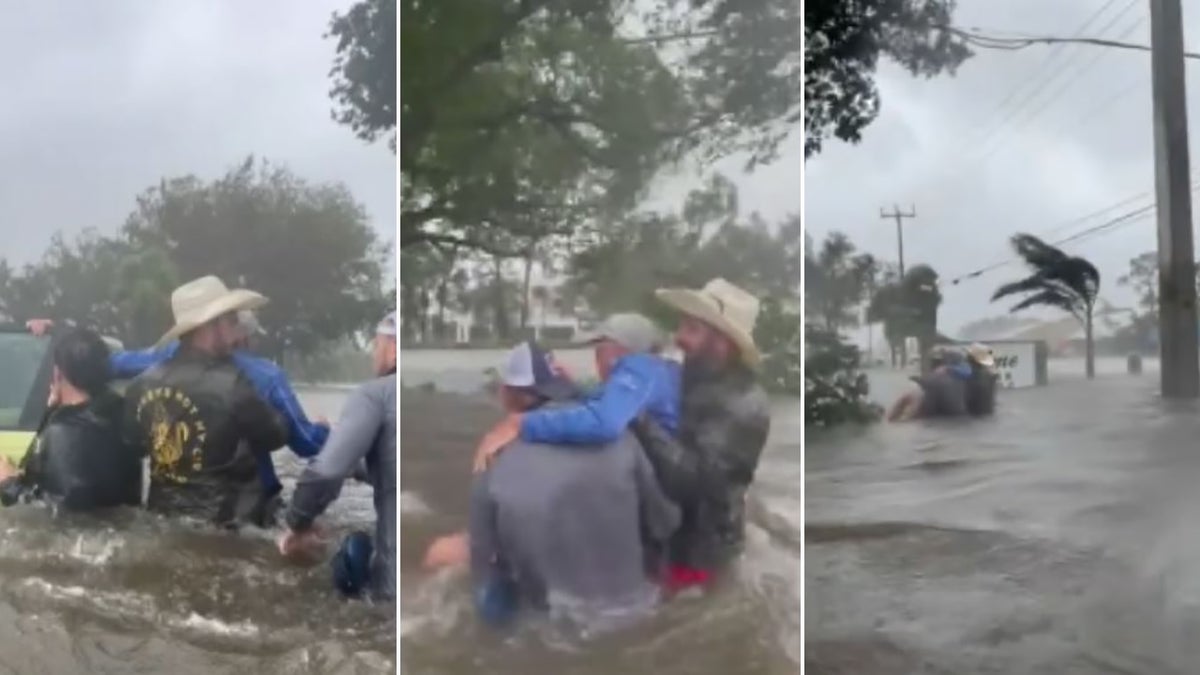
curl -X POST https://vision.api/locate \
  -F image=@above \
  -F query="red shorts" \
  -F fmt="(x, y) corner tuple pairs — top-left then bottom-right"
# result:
(662, 565), (712, 593)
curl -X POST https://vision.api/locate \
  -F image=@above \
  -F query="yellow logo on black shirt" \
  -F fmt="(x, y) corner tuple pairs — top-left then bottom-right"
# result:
(135, 387), (207, 483)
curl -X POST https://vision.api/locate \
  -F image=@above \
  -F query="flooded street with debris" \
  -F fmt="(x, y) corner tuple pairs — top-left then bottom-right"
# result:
(804, 357), (1200, 673)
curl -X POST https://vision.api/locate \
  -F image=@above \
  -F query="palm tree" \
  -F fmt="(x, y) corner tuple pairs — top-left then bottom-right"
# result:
(992, 234), (1101, 378)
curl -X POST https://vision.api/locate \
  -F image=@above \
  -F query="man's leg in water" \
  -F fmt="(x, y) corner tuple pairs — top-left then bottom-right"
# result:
(886, 390), (924, 422)
(247, 454), (284, 527)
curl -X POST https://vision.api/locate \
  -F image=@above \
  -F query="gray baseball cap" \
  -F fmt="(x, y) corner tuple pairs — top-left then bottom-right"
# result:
(237, 310), (265, 336)
(376, 311), (397, 336)
(579, 313), (663, 354)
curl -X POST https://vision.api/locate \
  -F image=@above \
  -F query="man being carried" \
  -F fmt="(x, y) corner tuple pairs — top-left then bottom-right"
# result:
(0, 329), (140, 510)
(466, 341), (679, 628)
(278, 312), (397, 601)
(123, 276), (288, 527)
(471, 313), (680, 469)
(886, 346), (971, 422)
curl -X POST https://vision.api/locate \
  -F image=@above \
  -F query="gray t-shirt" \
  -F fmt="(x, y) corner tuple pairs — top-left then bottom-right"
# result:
(286, 374), (396, 600)
(469, 429), (680, 625)
(915, 370), (968, 418)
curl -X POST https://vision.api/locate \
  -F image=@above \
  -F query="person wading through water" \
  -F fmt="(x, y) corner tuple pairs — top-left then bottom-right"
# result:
(964, 343), (999, 416)
(26, 309), (331, 526)
(647, 278), (772, 592)
(278, 311), (397, 602)
(886, 346), (971, 422)
(122, 275), (288, 527)
(0, 328), (141, 510)
(449, 341), (678, 627)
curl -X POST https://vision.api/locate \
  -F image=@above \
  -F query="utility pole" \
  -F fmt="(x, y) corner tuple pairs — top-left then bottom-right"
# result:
(880, 205), (916, 279)
(881, 205), (917, 367)
(1149, 0), (1199, 398)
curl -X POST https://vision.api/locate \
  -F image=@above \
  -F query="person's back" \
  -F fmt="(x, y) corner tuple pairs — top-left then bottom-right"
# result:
(288, 372), (397, 599)
(124, 349), (285, 525)
(0, 329), (140, 511)
(470, 430), (678, 626)
(26, 390), (140, 509)
(914, 368), (968, 418)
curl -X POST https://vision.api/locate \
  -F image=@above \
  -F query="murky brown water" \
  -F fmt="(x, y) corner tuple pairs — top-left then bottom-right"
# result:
(0, 388), (395, 675)
(399, 349), (801, 675)
(807, 358), (1200, 674)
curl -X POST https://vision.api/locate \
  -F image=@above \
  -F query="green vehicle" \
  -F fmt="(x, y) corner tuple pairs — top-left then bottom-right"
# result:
(0, 326), (55, 464)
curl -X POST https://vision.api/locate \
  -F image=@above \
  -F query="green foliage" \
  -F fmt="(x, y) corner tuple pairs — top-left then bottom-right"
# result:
(867, 263), (942, 362)
(327, 0), (397, 150)
(805, 324), (881, 428)
(566, 174), (801, 394)
(804, 231), (876, 333)
(400, 0), (688, 252)
(992, 234), (1100, 320)
(1, 158), (389, 359)
(804, 0), (972, 157)
(992, 233), (1100, 377)
(755, 296), (800, 395)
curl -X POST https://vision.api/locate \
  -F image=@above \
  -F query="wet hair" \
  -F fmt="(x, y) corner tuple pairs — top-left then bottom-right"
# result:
(52, 328), (113, 397)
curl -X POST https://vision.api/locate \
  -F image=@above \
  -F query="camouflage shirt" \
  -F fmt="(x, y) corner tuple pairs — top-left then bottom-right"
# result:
(633, 362), (771, 571)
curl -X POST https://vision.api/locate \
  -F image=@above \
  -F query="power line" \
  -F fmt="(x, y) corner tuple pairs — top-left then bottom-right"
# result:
(957, 0), (1131, 150)
(972, 6), (1145, 162)
(942, 182), (1200, 287)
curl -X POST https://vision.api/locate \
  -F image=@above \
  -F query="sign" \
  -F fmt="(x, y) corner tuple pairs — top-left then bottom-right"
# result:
(976, 341), (1041, 389)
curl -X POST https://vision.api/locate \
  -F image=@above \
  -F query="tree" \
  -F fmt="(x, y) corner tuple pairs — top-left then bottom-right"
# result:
(805, 324), (881, 428)
(1118, 251), (1158, 322)
(400, 0), (688, 252)
(804, 0), (972, 157)
(568, 175), (802, 394)
(327, 0), (397, 150)
(122, 157), (389, 359)
(867, 263), (941, 368)
(993, 234), (1101, 378)
(804, 231), (876, 334)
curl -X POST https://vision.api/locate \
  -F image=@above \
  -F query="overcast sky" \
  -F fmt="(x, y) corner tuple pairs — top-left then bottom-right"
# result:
(0, 1), (395, 269)
(804, 0), (1196, 339)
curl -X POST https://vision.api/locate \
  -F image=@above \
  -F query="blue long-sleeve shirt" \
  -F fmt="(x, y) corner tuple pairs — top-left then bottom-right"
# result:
(519, 353), (680, 446)
(110, 342), (329, 491)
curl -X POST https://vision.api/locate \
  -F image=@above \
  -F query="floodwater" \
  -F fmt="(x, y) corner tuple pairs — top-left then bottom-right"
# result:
(399, 348), (801, 675)
(807, 356), (1200, 674)
(0, 387), (395, 675)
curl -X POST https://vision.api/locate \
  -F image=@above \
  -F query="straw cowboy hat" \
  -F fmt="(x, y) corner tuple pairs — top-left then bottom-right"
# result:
(655, 278), (762, 367)
(156, 275), (268, 347)
(967, 342), (997, 372)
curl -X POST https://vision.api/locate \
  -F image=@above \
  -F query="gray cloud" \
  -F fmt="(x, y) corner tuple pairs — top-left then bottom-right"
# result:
(804, 0), (1187, 339)
(0, 0), (395, 268)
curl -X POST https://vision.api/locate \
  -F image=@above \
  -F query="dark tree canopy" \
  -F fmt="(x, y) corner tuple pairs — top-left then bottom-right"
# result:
(328, 0), (397, 150)
(0, 158), (390, 361)
(993, 233), (1100, 377)
(804, 0), (971, 157)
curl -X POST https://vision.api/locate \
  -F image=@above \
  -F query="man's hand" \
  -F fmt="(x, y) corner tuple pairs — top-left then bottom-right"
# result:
(46, 381), (60, 409)
(548, 353), (573, 383)
(277, 525), (328, 562)
(25, 319), (53, 337)
(472, 414), (521, 473)
(423, 531), (469, 571)
(0, 457), (20, 483)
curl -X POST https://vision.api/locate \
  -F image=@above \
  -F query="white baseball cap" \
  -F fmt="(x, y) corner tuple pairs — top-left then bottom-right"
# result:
(376, 311), (397, 337)
(501, 340), (575, 400)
